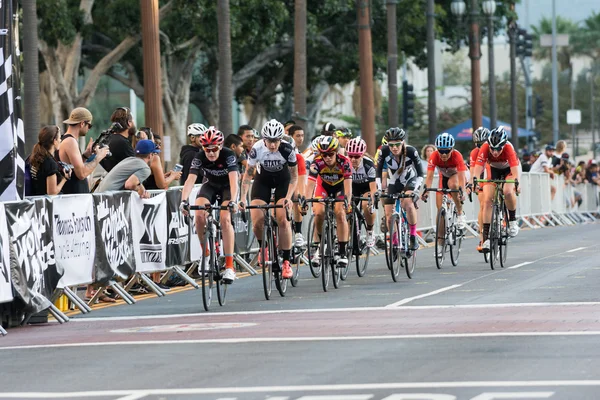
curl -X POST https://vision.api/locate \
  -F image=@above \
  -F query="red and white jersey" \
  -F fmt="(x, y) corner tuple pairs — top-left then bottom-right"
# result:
(427, 149), (467, 178)
(475, 142), (519, 170)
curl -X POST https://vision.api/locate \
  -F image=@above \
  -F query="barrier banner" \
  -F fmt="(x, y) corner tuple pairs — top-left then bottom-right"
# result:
(166, 188), (189, 266)
(0, 202), (12, 303)
(4, 198), (61, 313)
(188, 186), (202, 262)
(53, 195), (95, 288)
(233, 210), (253, 254)
(131, 192), (167, 273)
(93, 192), (134, 284)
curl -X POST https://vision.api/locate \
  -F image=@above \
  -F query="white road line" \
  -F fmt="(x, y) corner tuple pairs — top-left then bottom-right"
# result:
(2, 331), (600, 351)
(508, 261), (534, 269)
(469, 393), (553, 400)
(567, 247), (587, 253)
(0, 381), (599, 398)
(385, 285), (462, 308)
(115, 393), (148, 400)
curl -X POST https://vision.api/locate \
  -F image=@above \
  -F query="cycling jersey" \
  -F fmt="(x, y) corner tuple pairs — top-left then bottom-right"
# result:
(475, 142), (519, 170)
(427, 150), (466, 178)
(189, 147), (238, 186)
(309, 154), (352, 198)
(247, 140), (297, 176)
(376, 144), (424, 187)
(351, 156), (376, 195)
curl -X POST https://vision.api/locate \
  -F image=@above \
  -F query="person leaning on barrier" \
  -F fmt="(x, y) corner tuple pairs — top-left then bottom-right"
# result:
(180, 123), (207, 185)
(138, 127), (182, 190)
(28, 125), (72, 196)
(59, 107), (110, 194)
(530, 144), (556, 200)
(100, 107), (137, 173)
(586, 161), (600, 185)
(95, 139), (159, 198)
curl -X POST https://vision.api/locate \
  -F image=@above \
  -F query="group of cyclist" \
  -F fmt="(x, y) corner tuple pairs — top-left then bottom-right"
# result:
(179, 118), (522, 286)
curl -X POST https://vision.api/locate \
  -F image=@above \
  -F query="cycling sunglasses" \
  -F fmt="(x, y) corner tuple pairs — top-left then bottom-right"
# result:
(388, 142), (403, 148)
(347, 154), (363, 159)
(438, 148), (452, 155)
(203, 146), (220, 154)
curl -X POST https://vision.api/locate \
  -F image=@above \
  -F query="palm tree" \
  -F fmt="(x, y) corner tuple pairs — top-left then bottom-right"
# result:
(22, 0), (39, 155)
(217, 0), (233, 136)
(531, 16), (580, 83)
(572, 12), (600, 62)
(293, 0), (307, 131)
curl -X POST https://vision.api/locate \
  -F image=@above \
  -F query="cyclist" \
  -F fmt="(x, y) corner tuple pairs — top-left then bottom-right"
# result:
(335, 127), (353, 156)
(180, 127), (239, 284)
(346, 137), (377, 247)
(469, 127), (491, 252)
(376, 127), (424, 251)
(305, 136), (353, 268)
(471, 126), (521, 252)
(422, 133), (467, 231)
(240, 119), (298, 279)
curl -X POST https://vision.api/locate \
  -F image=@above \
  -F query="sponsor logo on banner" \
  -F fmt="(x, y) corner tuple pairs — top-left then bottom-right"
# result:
(140, 204), (162, 263)
(97, 196), (132, 267)
(132, 192), (167, 272)
(165, 188), (190, 266)
(0, 203), (12, 304)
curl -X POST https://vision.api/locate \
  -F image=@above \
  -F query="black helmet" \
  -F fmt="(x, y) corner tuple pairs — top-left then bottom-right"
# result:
(473, 127), (490, 144)
(488, 126), (508, 150)
(384, 127), (406, 142)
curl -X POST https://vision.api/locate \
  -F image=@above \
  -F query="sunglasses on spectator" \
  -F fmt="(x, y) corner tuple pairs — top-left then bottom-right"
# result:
(85, 121), (93, 129)
(203, 146), (219, 153)
(438, 148), (452, 155)
(388, 142), (403, 148)
(348, 154), (362, 159)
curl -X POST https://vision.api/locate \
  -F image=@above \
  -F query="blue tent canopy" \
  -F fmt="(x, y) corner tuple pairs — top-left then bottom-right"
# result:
(441, 116), (534, 141)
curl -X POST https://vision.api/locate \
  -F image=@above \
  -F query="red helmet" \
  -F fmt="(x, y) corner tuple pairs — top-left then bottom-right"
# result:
(201, 126), (224, 147)
(346, 137), (367, 156)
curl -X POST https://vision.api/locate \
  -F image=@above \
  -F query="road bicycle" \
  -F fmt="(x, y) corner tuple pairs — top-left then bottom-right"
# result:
(474, 178), (519, 270)
(424, 187), (464, 269)
(305, 195), (346, 292)
(377, 192), (418, 282)
(347, 195), (373, 278)
(189, 199), (234, 311)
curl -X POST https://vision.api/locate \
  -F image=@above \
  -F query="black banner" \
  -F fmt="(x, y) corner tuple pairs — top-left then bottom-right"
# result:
(166, 188), (189, 266)
(93, 192), (134, 284)
(4, 198), (62, 314)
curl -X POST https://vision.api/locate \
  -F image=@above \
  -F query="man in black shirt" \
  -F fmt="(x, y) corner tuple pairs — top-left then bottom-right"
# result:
(179, 123), (206, 184)
(100, 107), (136, 172)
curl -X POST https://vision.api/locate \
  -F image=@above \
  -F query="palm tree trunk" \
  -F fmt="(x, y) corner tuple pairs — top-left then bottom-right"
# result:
(294, 0), (307, 130)
(217, 0), (233, 135)
(22, 0), (39, 155)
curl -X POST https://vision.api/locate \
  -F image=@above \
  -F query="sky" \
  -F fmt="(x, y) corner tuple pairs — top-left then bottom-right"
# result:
(516, 0), (599, 29)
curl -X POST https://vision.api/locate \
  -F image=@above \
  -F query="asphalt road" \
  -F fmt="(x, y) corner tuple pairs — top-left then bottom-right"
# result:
(1, 222), (600, 400)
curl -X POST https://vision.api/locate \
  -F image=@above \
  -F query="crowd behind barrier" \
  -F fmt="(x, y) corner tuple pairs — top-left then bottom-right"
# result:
(0, 173), (598, 334)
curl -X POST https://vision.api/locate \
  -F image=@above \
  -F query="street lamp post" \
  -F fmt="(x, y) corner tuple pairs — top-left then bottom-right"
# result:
(451, 0), (483, 130)
(482, 0), (497, 129)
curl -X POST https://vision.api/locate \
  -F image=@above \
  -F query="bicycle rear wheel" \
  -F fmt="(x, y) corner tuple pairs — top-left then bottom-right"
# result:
(354, 215), (370, 277)
(290, 245), (301, 287)
(449, 211), (462, 267)
(261, 226), (273, 300)
(489, 204), (501, 270)
(201, 235), (214, 311)
(321, 218), (331, 292)
(339, 216), (350, 282)
(306, 215), (322, 278)
(388, 214), (401, 282)
(435, 208), (447, 269)
(499, 205), (509, 268)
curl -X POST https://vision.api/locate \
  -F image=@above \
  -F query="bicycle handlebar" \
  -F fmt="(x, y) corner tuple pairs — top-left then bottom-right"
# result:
(242, 203), (292, 222)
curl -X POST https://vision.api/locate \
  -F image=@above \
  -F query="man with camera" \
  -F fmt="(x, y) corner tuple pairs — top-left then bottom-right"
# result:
(100, 107), (137, 173)
(95, 139), (159, 198)
(58, 107), (110, 194)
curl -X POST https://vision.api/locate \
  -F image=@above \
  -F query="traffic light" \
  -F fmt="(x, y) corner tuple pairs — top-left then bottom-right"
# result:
(535, 94), (544, 117)
(515, 28), (533, 58)
(402, 80), (415, 129)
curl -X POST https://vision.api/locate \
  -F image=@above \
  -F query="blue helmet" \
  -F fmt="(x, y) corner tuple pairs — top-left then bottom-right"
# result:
(435, 132), (455, 149)
(489, 126), (508, 150)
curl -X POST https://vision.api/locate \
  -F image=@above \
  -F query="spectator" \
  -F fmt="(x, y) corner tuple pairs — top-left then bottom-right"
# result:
(140, 127), (182, 190)
(95, 139), (158, 197)
(586, 160), (600, 185)
(530, 144), (556, 199)
(573, 161), (588, 184)
(180, 123), (206, 185)
(421, 144), (436, 171)
(551, 140), (566, 172)
(284, 120), (296, 134)
(288, 125), (305, 150)
(237, 124), (254, 155)
(28, 125), (71, 196)
(521, 151), (532, 172)
(59, 107), (109, 194)
(224, 134), (246, 173)
(100, 107), (137, 173)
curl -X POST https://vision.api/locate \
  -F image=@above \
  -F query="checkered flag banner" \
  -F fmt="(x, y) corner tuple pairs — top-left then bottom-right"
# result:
(0, 0), (23, 201)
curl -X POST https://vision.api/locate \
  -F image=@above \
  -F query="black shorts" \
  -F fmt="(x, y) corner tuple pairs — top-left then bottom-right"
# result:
(384, 178), (418, 205)
(441, 175), (450, 189)
(197, 183), (231, 204)
(251, 176), (289, 203)
(352, 182), (371, 197)
(491, 166), (511, 180)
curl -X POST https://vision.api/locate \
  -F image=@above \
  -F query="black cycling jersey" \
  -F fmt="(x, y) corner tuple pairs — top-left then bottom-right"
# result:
(376, 144), (424, 187)
(189, 147), (238, 186)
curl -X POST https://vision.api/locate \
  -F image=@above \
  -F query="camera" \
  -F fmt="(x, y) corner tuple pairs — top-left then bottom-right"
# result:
(57, 161), (74, 177)
(92, 122), (122, 153)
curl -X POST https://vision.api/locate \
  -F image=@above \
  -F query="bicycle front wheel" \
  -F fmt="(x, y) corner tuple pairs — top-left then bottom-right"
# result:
(435, 208), (447, 270)
(321, 218), (332, 292)
(489, 204), (501, 270)
(261, 226), (273, 300)
(306, 215), (322, 278)
(388, 214), (401, 282)
(499, 205), (509, 268)
(449, 212), (462, 267)
(405, 246), (417, 279)
(201, 235), (214, 311)
(290, 245), (301, 287)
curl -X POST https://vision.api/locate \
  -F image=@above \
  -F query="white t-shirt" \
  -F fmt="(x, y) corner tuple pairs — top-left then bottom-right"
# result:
(529, 153), (550, 173)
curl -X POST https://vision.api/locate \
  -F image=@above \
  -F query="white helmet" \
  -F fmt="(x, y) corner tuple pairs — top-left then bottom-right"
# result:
(261, 119), (284, 140)
(187, 123), (207, 136)
(311, 135), (323, 153)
